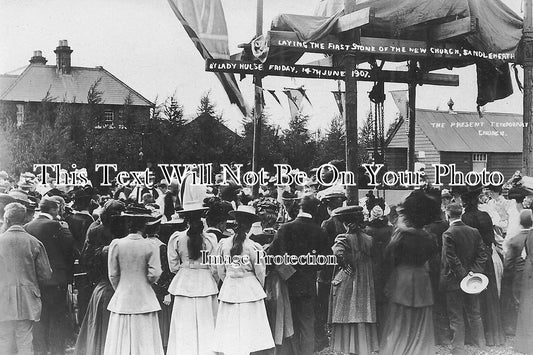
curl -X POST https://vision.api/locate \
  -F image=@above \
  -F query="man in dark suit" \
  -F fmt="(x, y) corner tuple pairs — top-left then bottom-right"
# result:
(441, 203), (488, 355)
(269, 195), (329, 355)
(65, 188), (95, 323)
(25, 198), (75, 355)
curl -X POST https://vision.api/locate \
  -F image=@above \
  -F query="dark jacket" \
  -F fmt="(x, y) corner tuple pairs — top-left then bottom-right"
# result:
(66, 212), (95, 253)
(269, 216), (329, 297)
(385, 227), (438, 307)
(25, 215), (76, 286)
(440, 220), (488, 291)
(319, 216), (345, 283)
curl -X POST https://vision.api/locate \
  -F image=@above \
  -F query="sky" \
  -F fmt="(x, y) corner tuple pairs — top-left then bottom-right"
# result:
(0, 0), (526, 133)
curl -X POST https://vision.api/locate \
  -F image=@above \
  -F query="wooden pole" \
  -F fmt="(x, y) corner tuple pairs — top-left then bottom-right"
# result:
(343, 0), (360, 205)
(252, 0), (264, 198)
(407, 60), (417, 172)
(344, 54), (359, 205)
(524, 0), (533, 176)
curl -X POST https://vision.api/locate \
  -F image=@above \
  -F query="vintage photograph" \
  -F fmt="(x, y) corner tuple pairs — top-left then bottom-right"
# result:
(0, 0), (532, 354)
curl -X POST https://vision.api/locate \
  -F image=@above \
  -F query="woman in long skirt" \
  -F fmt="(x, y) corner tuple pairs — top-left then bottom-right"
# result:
(213, 205), (275, 355)
(380, 190), (439, 355)
(74, 200), (125, 355)
(166, 201), (219, 355)
(103, 206), (163, 355)
(329, 205), (379, 355)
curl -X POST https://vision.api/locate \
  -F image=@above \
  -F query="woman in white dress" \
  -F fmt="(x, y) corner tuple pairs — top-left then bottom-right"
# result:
(103, 206), (164, 355)
(166, 201), (219, 355)
(213, 205), (275, 355)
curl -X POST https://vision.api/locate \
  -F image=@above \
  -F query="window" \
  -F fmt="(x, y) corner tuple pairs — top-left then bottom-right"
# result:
(16, 104), (25, 127)
(472, 153), (487, 172)
(104, 110), (114, 125)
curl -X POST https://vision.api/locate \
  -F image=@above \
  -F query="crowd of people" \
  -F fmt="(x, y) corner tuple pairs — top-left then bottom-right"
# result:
(0, 164), (533, 355)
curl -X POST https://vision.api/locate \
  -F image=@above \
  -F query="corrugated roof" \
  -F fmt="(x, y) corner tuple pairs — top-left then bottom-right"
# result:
(0, 65), (153, 107)
(391, 109), (523, 153)
(0, 75), (17, 96)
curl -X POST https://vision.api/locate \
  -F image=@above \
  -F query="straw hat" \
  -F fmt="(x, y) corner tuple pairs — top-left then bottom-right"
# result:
(460, 272), (489, 295)
(229, 205), (260, 222)
(8, 189), (37, 208)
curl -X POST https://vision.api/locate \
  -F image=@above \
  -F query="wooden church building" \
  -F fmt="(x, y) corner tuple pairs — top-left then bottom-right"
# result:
(385, 102), (523, 184)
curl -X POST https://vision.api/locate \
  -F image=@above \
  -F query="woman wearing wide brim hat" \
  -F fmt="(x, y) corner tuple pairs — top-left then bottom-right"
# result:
(380, 190), (439, 355)
(329, 206), (380, 354)
(103, 204), (164, 355)
(213, 205), (275, 354)
(166, 200), (219, 355)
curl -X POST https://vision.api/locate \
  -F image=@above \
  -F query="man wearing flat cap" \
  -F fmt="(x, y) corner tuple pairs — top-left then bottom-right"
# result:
(25, 198), (76, 355)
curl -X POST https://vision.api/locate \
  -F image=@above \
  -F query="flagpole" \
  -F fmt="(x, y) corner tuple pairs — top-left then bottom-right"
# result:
(252, 0), (264, 198)
(524, 0), (533, 175)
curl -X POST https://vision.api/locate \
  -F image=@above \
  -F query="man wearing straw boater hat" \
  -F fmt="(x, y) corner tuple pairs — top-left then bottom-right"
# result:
(104, 204), (164, 355)
(441, 202), (488, 355)
(269, 195), (329, 355)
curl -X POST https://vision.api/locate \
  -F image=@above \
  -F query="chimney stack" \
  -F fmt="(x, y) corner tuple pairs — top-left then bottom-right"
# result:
(29, 50), (47, 65)
(54, 40), (73, 74)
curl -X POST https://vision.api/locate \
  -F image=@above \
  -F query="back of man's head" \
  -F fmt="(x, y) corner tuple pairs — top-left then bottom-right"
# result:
(39, 197), (59, 215)
(300, 195), (320, 216)
(520, 209), (533, 229)
(446, 202), (463, 220)
(4, 202), (27, 227)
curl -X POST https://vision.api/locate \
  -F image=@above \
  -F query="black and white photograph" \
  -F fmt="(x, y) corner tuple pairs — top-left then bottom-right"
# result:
(1, 0), (533, 354)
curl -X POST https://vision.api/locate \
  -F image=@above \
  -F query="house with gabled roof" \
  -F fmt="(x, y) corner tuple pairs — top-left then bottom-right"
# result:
(385, 102), (523, 184)
(0, 40), (153, 128)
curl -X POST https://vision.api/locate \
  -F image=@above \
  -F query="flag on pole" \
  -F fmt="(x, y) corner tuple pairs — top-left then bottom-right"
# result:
(390, 90), (409, 118)
(390, 90), (409, 133)
(167, 0), (248, 115)
(283, 87), (305, 119)
(266, 89), (282, 106)
(331, 90), (345, 116)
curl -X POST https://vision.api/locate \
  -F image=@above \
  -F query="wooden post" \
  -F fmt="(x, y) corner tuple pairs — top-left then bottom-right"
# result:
(524, 0), (533, 175)
(343, 0), (360, 205)
(252, 0), (264, 198)
(407, 60), (417, 172)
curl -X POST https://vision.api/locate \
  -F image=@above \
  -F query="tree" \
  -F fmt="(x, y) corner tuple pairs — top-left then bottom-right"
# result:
(359, 110), (374, 149)
(163, 92), (186, 126)
(316, 114), (345, 164)
(282, 112), (315, 170)
(196, 91), (217, 117)
(238, 110), (284, 171)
